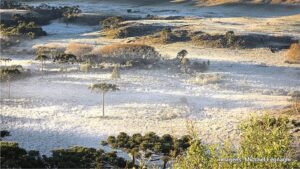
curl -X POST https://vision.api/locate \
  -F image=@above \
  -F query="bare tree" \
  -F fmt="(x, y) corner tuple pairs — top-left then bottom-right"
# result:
(89, 83), (119, 117)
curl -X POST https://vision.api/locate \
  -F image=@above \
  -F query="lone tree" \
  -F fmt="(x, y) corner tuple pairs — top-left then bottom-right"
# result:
(89, 83), (119, 117)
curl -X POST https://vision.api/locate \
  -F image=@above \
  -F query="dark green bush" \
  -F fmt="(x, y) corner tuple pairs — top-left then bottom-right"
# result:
(0, 142), (45, 168)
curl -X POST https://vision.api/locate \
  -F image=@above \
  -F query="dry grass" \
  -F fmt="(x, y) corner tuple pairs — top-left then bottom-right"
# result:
(286, 42), (300, 64)
(101, 29), (120, 39)
(93, 43), (144, 55)
(65, 42), (93, 59)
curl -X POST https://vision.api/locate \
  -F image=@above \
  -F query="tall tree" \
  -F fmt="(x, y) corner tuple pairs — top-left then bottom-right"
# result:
(89, 83), (119, 117)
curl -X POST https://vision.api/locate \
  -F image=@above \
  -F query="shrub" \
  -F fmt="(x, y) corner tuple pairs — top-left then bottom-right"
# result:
(0, 21), (46, 38)
(0, 65), (24, 81)
(187, 74), (222, 86)
(0, 130), (10, 140)
(62, 6), (82, 25)
(111, 65), (120, 79)
(160, 27), (173, 43)
(65, 42), (93, 60)
(173, 114), (298, 169)
(286, 42), (300, 64)
(80, 63), (91, 72)
(101, 16), (124, 29)
(47, 146), (100, 168)
(92, 43), (161, 66)
(0, 142), (45, 168)
(33, 43), (65, 58)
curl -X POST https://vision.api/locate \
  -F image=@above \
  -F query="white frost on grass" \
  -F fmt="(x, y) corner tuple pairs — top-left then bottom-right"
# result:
(1, 63), (298, 154)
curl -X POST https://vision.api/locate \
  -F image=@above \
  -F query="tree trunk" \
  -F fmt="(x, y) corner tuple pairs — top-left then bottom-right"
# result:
(132, 155), (135, 166)
(41, 60), (44, 78)
(163, 161), (167, 169)
(7, 78), (10, 99)
(102, 92), (105, 116)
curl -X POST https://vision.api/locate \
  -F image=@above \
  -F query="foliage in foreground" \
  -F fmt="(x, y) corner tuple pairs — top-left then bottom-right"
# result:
(103, 132), (192, 168)
(173, 114), (299, 169)
(1, 114), (299, 168)
(0, 143), (128, 168)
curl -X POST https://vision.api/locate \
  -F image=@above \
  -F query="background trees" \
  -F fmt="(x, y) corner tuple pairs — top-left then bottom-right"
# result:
(89, 83), (119, 117)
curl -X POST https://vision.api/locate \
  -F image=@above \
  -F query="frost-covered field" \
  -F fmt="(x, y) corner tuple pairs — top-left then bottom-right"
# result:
(1, 0), (300, 154)
(1, 62), (299, 154)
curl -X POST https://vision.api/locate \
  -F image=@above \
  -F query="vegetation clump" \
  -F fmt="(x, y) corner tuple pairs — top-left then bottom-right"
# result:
(0, 65), (26, 81)
(285, 42), (300, 64)
(111, 65), (120, 79)
(0, 0), (23, 9)
(92, 43), (161, 67)
(173, 114), (298, 169)
(0, 21), (46, 39)
(65, 42), (93, 61)
(192, 31), (245, 48)
(0, 141), (128, 168)
(0, 142), (45, 168)
(101, 16), (124, 30)
(103, 132), (192, 168)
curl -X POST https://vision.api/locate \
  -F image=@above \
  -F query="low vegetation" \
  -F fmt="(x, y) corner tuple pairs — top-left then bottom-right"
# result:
(173, 114), (299, 169)
(102, 132), (193, 168)
(65, 42), (93, 61)
(101, 16), (124, 30)
(0, 142), (128, 168)
(286, 42), (300, 64)
(0, 114), (300, 169)
(111, 65), (121, 79)
(92, 43), (161, 67)
(1, 112), (299, 168)
(188, 73), (223, 85)
(0, 21), (46, 39)
(0, 65), (28, 82)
